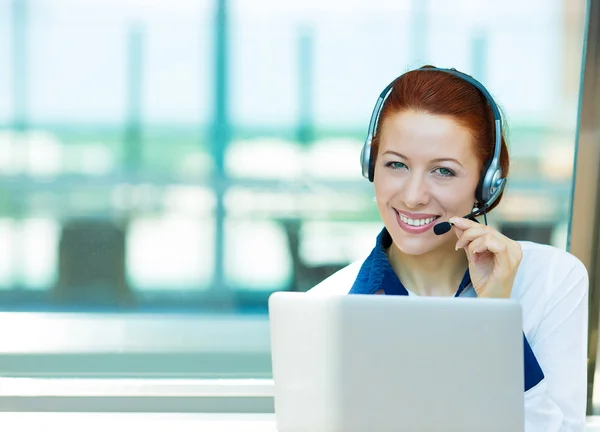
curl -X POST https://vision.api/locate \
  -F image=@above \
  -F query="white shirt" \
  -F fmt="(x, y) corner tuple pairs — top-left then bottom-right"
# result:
(308, 240), (589, 432)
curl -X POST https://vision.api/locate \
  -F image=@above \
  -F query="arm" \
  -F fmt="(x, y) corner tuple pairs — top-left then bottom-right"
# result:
(523, 255), (588, 432)
(450, 218), (588, 431)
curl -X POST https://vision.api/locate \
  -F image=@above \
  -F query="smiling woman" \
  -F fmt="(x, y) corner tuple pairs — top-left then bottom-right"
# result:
(309, 66), (589, 432)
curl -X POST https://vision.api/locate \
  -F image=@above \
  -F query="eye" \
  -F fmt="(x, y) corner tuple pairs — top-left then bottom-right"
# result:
(385, 161), (407, 170)
(434, 167), (456, 177)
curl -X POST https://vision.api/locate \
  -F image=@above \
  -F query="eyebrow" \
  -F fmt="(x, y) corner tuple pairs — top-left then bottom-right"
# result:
(381, 151), (464, 168)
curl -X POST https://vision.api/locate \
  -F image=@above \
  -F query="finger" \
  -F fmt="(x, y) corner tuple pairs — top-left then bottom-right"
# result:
(455, 225), (493, 250)
(467, 235), (487, 263)
(449, 216), (480, 230)
(447, 216), (472, 240)
(467, 233), (512, 269)
(452, 225), (465, 240)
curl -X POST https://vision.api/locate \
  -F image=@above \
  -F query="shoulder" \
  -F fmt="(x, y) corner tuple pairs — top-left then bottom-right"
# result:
(307, 260), (364, 295)
(514, 240), (588, 304)
(517, 240), (587, 281)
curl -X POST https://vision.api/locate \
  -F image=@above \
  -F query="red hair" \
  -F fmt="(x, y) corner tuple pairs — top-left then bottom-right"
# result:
(372, 65), (510, 212)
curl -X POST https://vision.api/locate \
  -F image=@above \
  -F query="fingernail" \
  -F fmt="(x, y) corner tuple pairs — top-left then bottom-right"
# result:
(449, 218), (455, 224)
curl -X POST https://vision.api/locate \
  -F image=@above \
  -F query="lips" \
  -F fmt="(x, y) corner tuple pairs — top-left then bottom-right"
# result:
(394, 209), (441, 234)
(396, 210), (440, 220)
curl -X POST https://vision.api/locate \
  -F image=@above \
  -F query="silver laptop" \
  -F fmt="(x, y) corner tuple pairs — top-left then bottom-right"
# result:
(268, 292), (524, 432)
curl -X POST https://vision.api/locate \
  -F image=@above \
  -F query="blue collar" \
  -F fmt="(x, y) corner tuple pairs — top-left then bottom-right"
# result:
(349, 228), (471, 297)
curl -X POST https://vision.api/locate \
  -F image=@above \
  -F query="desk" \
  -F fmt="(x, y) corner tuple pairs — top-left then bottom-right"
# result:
(3, 413), (600, 431)
(0, 413), (278, 432)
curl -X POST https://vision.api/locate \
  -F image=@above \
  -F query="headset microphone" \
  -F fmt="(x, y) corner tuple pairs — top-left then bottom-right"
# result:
(432, 203), (490, 236)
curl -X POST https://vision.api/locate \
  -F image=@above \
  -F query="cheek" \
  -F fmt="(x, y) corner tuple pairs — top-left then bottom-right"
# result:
(436, 180), (478, 211)
(373, 175), (390, 199)
(374, 181), (402, 210)
(373, 167), (403, 195)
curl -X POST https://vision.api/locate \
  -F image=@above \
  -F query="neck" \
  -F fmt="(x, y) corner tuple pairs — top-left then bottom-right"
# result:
(387, 240), (469, 297)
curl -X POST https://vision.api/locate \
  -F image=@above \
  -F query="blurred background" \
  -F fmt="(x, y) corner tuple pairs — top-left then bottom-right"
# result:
(0, 0), (587, 313)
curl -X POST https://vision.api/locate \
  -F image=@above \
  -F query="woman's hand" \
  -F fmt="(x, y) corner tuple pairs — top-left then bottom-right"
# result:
(450, 217), (523, 299)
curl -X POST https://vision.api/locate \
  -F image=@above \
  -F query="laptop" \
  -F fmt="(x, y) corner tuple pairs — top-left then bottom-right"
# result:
(268, 292), (524, 432)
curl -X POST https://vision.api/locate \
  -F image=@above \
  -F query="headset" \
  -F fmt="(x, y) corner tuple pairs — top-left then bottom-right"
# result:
(360, 67), (507, 234)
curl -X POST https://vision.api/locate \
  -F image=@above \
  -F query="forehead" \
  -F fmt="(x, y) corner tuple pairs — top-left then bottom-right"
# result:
(378, 110), (476, 160)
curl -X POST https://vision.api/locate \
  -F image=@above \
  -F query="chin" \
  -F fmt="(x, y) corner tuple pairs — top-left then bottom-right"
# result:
(394, 240), (438, 256)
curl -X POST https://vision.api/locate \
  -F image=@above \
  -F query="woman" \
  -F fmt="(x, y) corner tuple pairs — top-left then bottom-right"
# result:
(309, 66), (588, 431)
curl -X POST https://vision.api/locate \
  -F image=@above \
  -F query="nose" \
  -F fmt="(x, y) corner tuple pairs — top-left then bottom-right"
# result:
(402, 173), (431, 209)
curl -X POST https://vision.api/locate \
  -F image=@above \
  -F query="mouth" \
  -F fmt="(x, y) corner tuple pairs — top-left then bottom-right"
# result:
(394, 209), (441, 234)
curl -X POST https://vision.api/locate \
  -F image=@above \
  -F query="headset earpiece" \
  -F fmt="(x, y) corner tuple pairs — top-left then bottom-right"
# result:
(476, 158), (494, 205)
(361, 137), (373, 181)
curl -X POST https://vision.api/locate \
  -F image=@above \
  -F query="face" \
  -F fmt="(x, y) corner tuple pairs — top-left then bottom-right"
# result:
(373, 110), (481, 256)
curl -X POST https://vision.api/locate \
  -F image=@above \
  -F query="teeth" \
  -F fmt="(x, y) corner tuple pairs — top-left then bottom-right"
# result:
(399, 213), (437, 226)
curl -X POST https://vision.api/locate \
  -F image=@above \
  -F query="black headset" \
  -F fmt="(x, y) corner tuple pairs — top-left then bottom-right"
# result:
(360, 67), (507, 218)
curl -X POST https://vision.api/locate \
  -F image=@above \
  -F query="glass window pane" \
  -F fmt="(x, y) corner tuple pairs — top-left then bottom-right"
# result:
(0, 0), (10, 125)
(0, 0), (589, 382)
